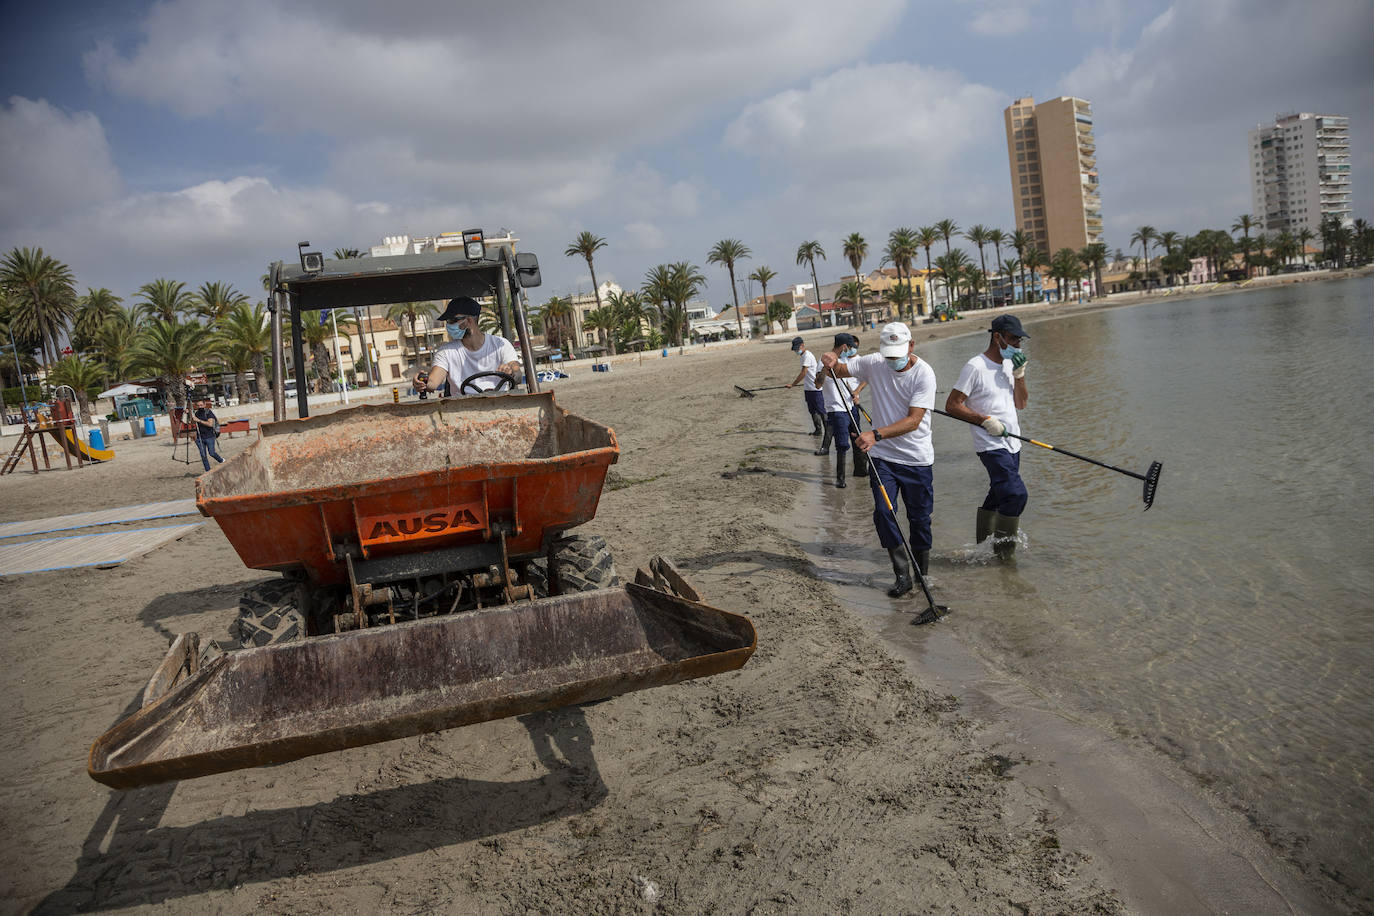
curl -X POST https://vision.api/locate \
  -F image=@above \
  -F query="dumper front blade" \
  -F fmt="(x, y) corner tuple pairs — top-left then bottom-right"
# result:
(89, 584), (755, 790)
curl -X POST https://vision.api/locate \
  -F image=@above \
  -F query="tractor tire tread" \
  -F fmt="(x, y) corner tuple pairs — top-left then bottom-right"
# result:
(231, 579), (306, 649)
(527, 533), (618, 597)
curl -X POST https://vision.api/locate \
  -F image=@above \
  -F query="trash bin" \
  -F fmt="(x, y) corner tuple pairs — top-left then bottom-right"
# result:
(88, 428), (106, 451)
(130, 419), (144, 439)
(143, 416), (157, 436)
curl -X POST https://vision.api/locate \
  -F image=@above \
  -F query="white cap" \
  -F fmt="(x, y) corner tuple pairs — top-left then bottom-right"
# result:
(878, 322), (912, 357)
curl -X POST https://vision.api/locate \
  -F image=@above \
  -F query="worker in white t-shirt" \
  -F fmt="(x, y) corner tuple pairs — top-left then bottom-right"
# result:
(944, 314), (1030, 558)
(820, 321), (936, 598)
(785, 336), (825, 436)
(419, 297), (522, 396)
(815, 332), (868, 487)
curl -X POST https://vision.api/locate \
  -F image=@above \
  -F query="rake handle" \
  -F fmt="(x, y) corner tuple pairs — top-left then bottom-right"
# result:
(931, 408), (1147, 482)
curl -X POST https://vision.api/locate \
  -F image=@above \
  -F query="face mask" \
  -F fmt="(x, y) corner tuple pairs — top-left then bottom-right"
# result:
(843, 347), (858, 359)
(885, 355), (908, 371)
(446, 322), (468, 341)
(999, 342), (1022, 360)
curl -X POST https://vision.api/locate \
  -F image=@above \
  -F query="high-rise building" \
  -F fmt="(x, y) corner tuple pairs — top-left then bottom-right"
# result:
(1003, 96), (1103, 256)
(1249, 112), (1352, 234)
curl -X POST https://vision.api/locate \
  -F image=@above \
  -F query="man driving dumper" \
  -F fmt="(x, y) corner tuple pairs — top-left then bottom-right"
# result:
(418, 296), (523, 395)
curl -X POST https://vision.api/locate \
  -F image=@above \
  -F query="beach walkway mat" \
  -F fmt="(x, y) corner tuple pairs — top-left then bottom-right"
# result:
(0, 499), (197, 540)
(0, 523), (204, 576)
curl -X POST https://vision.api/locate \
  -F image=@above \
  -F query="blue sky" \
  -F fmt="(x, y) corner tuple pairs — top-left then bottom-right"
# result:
(2, 0), (1370, 308)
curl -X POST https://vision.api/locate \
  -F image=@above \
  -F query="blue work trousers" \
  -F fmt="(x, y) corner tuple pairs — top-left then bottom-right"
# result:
(978, 448), (1027, 517)
(868, 457), (933, 552)
(196, 435), (224, 471)
(827, 411), (856, 451)
(803, 389), (825, 417)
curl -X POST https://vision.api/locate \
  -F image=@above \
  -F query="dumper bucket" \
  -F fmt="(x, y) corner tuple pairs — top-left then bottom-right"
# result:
(89, 583), (755, 789)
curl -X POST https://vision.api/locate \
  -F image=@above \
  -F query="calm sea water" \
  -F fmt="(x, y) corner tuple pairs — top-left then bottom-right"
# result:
(807, 277), (1374, 905)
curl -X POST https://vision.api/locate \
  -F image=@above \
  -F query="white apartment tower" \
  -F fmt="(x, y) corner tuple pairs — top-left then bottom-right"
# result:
(1249, 112), (1352, 234)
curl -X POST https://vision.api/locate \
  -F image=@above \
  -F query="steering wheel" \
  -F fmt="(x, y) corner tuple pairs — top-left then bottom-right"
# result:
(459, 371), (518, 395)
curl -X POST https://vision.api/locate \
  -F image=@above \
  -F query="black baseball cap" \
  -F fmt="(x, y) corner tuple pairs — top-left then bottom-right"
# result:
(438, 296), (482, 321)
(833, 332), (858, 349)
(990, 314), (1029, 338)
(790, 336), (805, 351)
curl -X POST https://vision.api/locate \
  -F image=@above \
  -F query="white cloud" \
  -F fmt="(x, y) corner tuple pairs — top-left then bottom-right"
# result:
(0, 97), (123, 223)
(970, 6), (1033, 36)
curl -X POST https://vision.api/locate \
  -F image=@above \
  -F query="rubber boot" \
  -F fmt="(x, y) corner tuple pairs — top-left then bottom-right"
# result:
(976, 508), (996, 544)
(810, 411), (824, 436)
(852, 445), (869, 478)
(814, 422), (832, 455)
(914, 550), (929, 577)
(886, 547), (913, 597)
(835, 450), (846, 488)
(992, 513), (1020, 559)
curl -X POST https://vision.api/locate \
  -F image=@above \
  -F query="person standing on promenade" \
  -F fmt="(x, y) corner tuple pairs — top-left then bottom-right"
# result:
(420, 297), (522, 396)
(814, 332), (868, 488)
(820, 322), (936, 597)
(785, 336), (825, 436)
(190, 398), (224, 472)
(943, 314), (1029, 558)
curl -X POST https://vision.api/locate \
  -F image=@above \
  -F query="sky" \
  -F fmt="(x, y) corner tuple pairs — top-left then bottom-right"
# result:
(1, 0), (1371, 309)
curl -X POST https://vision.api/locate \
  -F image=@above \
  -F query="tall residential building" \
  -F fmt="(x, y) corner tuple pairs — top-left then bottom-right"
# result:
(1249, 112), (1352, 234)
(1003, 96), (1103, 256)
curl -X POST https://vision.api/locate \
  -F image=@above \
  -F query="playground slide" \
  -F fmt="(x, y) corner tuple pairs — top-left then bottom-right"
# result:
(62, 428), (115, 462)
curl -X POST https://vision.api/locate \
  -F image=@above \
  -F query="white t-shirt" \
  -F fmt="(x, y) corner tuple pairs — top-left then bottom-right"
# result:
(798, 350), (819, 391)
(432, 333), (519, 393)
(848, 352), (935, 466)
(820, 356), (862, 413)
(952, 353), (1021, 454)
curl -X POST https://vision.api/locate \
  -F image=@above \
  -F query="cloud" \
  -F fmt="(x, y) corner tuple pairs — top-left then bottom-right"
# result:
(622, 221), (666, 252)
(970, 6), (1033, 36)
(0, 97), (123, 223)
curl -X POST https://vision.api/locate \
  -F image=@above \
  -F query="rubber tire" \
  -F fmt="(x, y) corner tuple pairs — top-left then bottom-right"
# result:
(231, 579), (307, 649)
(527, 534), (618, 597)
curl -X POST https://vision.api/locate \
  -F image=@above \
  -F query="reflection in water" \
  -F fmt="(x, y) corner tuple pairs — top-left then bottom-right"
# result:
(826, 277), (1374, 908)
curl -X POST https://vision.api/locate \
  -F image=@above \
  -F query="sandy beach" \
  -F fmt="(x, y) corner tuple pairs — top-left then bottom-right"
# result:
(2, 275), (1364, 914)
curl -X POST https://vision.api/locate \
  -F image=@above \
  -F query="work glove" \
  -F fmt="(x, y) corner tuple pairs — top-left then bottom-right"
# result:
(981, 416), (1009, 436)
(1010, 351), (1028, 378)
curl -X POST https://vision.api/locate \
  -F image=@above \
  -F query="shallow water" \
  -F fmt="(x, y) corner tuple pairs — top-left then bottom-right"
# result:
(801, 276), (1374, 909)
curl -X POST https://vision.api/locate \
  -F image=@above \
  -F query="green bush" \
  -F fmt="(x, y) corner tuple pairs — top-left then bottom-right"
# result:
(2, 385), (44, 406)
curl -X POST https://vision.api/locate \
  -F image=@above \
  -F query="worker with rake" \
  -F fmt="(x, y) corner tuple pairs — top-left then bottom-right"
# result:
(814, 332), (868, 488)
(820, 322), (936, 597)
(785, 336), (825, 437)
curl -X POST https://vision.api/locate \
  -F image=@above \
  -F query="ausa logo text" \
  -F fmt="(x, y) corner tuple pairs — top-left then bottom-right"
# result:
(360, 503), (487, 545)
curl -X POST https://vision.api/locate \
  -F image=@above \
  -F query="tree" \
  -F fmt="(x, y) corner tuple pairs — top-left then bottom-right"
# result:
(1021, 246), (1047, 301)
(384, 301), (438, 374)
(934, 250), (970, 310)
(133, 319), (219, 410)
(962, 264), (987, 311)
(962, 225), (992, 308)
(841, 232), (868, 328)
(218, 302), (272, 397)
(935, 219), (960, 259)
(916, 226), (941, 314)
(766, 298), (793, 335)
(643, 262), (705, 346)
(1078, 243), (1108, 299)
(1002, 258), (1022, 303)
(707, 239), (750, 340)
(606, 289), (649, 349)
(1050, 248), (1082, 301)
(299, 309), (357, 391)
(332, 248), (363, 259)
(193, 281), (249, 325)
(987, 228), (1007, 302)
(795, 241), (826, 319)
(1232, 214), (1256, 278)
(1009, 229), (1032, 302)
(583, 306), (618, 355)
(0, 246), (77, 365)
(833, 279), (870, 325)
(92, 306), (143, 385)
(1129, 226), (1156, 289)
(47, 354), (107, 423)
(71, 287), (123, 353)
(565, 231), (608, 312)
(136, 278), (196, 323)
(883, 281), (911, 320)
(1296, 227), (1316, 266)
(748, 265), (778, 333)
(882, 227), (919, 321)
(537, 296), (574, 354)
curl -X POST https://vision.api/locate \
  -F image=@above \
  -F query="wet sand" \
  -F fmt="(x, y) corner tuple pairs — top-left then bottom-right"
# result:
(1, 283), (1359, 914)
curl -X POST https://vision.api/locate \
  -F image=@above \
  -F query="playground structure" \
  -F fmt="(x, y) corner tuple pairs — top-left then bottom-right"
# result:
(2, 398), (113, 475)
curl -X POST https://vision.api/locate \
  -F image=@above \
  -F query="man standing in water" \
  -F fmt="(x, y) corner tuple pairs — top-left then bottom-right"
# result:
(820, 322), (936, 597)
(944, 314), (1029, 558)
(785, 336), (825, 437)
(814, 332), (868, 488)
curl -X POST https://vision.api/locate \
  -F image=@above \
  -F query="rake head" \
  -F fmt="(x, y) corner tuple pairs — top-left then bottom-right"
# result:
(734, 385), (756, 398)
(912, 604), (951, 627)
(1142, 461), (1163, 510)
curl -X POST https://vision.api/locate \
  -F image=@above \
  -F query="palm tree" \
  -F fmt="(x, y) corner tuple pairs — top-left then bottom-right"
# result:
(766, 298), (794, 334)
(665, 262), (706, 346)
(136, 278), (196, 323)
(1002, 258), (1022, 303)
(1009, 230), (1032, 302)
(833, 279), (870, 325)
(133, 319), (219, 410)
(0, 246), (77, 365)
(537, 296), (574, 354)
(219, 302), (272, 398)
(48, 354), (107, 423)
(795, 241), (826, 318)
(332, 248), (363, 260)
(1021, 246), (1047, 301)
(606, 289), (649, 348)
(962, 264), (987, 311)
(299, 310), (357, 391)
(916, 226), (941, 315)
(72, 287), (123, 352)
(641, 265), (673, 339)
(882, 281), (911, 321)
(934, 250), (971, 310)
(988, 228), (1007, 297)
(963, 225), (992, 308)
(1232, 214), (1256, 278)
(1129, 226), (1157, 289)
(707, 239), (750, 340)
(1051, 248), (1082, 301)
(92, 306), (143, 385)
(194, 281), (249, 326)
(841, 232), (868, 328)
(384, 301), (439, 373)
(1078, 243), (1108, 299)
(748, 265), (778, 334)
(565, 231), (608, 312)
(1297, 227), (1316, 267)
(882, 227), (919, 321)
(583, 306), (618, 355)
(935, 219), (960, 258)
